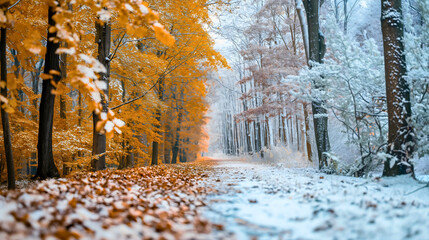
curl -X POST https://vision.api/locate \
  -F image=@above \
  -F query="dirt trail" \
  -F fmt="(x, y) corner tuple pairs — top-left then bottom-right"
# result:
(202, 158), (429, 240)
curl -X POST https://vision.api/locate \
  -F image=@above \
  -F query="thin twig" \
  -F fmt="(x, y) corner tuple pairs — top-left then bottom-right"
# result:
(7, 0), (21, 10)
(111, 78), (160, 110)
(108, 32), (126, 62)
(406, 183), (429, 196)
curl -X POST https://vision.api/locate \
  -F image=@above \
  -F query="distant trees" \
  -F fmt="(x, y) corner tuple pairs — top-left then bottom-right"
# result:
(215, 0), (427, 177)
(216, 0), (311, 160)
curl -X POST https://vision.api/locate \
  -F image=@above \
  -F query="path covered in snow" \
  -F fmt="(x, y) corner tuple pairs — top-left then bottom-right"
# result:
(203, 158), (429, 240)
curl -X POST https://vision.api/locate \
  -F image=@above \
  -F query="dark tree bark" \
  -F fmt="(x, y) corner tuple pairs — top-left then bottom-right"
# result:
(163, 121), (172, 164)
(78, 91), (82, 126)
(118, 144), (134, 169)
(1, 27), (15, 189)
(59, 50), (67, 121)
(282, 114), (287, 144)
(234, 121), (240, 155)
(303, 0), (330, 169)
(381, 0), (414, 176)
(264, 116), (269, 149)
(151, 134), (159, 165)
(59, 45), (68, 175)
(179, 140), (188, 163)
(126, 147), (135, 168)
(241, 84), (252, 153)
(171, 109), (182, 164)
(151, 77), (164, 166)
(35, 6), (60, 179)
(91, 20), (111, 171)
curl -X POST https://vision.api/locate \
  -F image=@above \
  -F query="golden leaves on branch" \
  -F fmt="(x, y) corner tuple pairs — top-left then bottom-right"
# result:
(152, 22), (175, 47)
(40, 0), (175, 138)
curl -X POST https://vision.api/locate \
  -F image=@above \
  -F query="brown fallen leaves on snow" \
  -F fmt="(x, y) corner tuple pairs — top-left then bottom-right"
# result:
(0, 164), (230, 240)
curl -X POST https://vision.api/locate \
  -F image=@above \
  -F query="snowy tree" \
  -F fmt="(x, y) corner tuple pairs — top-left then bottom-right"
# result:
(406, 1), (429, 157)
(381, 0), (414, 176)
(291, 16), (387, 175)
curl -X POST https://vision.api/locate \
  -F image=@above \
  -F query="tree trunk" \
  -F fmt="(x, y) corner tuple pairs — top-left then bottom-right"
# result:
(304, 0), (330, 169)
(35, 6), (61, 179)
(234, 121), (240, 155)
(119, 143), (134, 169)
(282, 113), (287, 144)
(59, 49), (67, 121)
(151, 77), (164, 166)
(171, 110), (182, 164)
(163, 114), (172, 164)
(296, 0), (309, 63)
(264, 116), (269, 149)
(164, 141), (171, 164)
(296, 116), (300, 151)
(180, 139), (188, 163)
(303, 103), (313, 162)
(11, 49), (24, 114)
(78, 91), (82, 126)
(31, 59), (43, 121)
(1, 27), (15, 189)
(245, 120), (252, 153)
(126, 146), (135, 168)
(289, 117), (294, 146)
(91, 20), (111, 171)
(381, 0), (414, 176)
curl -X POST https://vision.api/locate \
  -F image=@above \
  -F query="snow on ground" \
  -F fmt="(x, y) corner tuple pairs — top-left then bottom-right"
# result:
(202, 158), (429, 240)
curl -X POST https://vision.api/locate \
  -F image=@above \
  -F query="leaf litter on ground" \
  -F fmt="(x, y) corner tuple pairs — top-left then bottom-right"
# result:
(0, 163), (233, 240)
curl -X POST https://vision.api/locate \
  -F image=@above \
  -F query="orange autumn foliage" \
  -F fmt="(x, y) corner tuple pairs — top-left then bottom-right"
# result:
(0, 0), (227, 179)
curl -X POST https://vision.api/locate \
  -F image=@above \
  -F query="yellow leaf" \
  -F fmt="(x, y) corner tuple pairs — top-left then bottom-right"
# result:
(4, 106), (14, 113)
(106, 130), (114, 139)
(6, 75), (16, 90)
(0, 10), (6, 23)
(152, 23), (175, 47)
(49, 26), (57, 33)
(0, 95), (7, 103)
(9, 98), (16, 107)
(40, 73), (53, 80)
(49, 70), (61, 76)
(96, 120), (106, 133)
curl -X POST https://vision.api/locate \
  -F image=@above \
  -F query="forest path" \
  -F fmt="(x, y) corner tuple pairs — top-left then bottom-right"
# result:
(201, 158), (429, 240)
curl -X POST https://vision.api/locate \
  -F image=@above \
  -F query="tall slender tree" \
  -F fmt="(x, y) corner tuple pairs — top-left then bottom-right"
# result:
(1, 24), (15, 189)
(151, 77), (164, 166)
(35, 5), (61, 179)
(303, 0), (330, 169)
(91, 19), (111, 171)
(381, 0), (414, 176)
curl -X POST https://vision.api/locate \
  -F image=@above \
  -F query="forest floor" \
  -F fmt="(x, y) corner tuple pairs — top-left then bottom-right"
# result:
(203, 158), (429, 240)
(1, 158), (429, 240)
